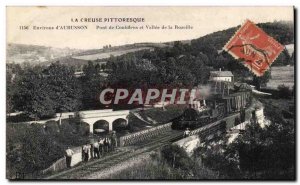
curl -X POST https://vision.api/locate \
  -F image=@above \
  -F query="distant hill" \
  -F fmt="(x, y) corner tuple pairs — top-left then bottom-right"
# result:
(6, 43), (82, 65)
(49, 42), (170, 67)
(7, 21), (293, 67)
(188, 21), (294, 67)
(74, 42), (169, 57)
(190, 21), (294, 50)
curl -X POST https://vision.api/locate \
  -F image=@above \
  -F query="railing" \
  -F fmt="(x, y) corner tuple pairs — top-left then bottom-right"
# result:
(119, 123), (172, 147)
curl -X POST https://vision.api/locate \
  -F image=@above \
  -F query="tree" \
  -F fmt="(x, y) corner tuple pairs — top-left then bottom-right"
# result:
(198, 52), (210, 66)
(6, 124), (63, 173)
(100, 63), (106, 71)
(13, 62), (82, 119)
(273, 50), (291, 66)
(81, 61), (105, 109)
(13, 66), (56, 119)
(161, 145), (194, 172)
(200, 117), (295, 179)
(277, 84), (292, 99)
(252, 70), (271, 90)
(6, 68), (15, 115)
(190, 56), (209, 84)
(7, 63), (24, 115)
(44, 62), (82, 113)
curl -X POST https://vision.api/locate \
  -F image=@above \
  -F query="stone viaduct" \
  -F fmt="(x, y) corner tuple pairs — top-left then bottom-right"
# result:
(56, 109), (130, 133)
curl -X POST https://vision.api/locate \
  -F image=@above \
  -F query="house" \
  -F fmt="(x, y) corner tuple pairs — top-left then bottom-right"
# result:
(209, 69), (234, 82)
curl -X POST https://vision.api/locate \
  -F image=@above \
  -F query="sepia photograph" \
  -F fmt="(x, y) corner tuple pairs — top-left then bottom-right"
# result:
(6, 6), (295, 180)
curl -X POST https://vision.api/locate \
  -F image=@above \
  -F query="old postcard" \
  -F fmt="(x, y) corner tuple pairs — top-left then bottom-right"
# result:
(6, 6), (295, 180)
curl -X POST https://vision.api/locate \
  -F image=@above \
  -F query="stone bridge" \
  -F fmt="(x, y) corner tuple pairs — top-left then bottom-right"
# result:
(57, 109), (130, 133)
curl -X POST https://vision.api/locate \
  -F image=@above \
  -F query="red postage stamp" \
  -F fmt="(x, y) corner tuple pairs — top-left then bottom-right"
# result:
(223, 19), (284, 76)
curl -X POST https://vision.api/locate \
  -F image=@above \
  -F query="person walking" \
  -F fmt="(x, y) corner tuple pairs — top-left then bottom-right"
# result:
(93, 141), (100, 159)
(65, 147), (74, 168)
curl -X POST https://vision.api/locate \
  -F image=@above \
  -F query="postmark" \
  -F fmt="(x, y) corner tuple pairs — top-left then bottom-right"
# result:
(223, 19), (284, 76)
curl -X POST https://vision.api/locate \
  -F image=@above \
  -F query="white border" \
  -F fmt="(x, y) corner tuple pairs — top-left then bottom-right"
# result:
(1, 1), (298, 185)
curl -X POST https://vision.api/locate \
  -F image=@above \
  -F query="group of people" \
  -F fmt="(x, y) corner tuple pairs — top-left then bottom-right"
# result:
(65, 129), (192, 168)
(65, 132), (118, 168)
(82, 135), (117, 162)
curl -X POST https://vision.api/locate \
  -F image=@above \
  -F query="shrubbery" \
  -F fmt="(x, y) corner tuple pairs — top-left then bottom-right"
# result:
(198, 117), (295, 179)
(6, 119), (90, 178)
(109, 145), (218, 179)
(161, 145), (194, 172)
(277, 84), (293, 99)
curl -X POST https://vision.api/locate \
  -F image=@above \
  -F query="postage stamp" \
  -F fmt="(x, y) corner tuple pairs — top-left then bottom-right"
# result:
(223, 19), (284, 76)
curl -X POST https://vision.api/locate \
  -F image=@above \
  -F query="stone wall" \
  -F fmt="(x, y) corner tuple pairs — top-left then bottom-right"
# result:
(119, 123), (172, 147)
(173, 135), (201, 156)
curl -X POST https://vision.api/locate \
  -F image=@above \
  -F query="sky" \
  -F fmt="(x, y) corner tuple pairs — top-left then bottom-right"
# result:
(7, 6), (294, 50)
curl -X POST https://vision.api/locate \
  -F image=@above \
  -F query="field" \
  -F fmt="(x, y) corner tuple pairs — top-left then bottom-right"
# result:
(72, 47), (154, 61)
(266, 66), (294, 89)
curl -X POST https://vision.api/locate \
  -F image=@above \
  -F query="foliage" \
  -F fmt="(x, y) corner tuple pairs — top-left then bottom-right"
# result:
(13, 66), (56, 118)
(104, 22), (293, 93)
(6, 21), (294, 179)
(109, 160), (183, 180)
(80, 61), (105, 109)
(10, 62), (82, 119)
(6, 124), (63, 175)
(109, 147), (219, 180)
(277, 84), (293, 99)
(44, 62), (83, 113)
(7, 22), (294, 117)
(6, 119), (90, 178)
(252, 70), (271, 90)
(106, 44), (210, 88)
(199, 116), (295, 179)
(161, 145), (194, 171)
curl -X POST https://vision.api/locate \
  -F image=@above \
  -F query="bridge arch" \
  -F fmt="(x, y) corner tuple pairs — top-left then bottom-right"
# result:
(77, 110), (130, 133)
(77, 122), (90, 136)
(93, 120), (109, 134)
(112, 118), (128, 132)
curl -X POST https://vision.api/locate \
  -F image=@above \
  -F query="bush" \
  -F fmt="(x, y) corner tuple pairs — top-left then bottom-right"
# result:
(6, 124), (63, 175)
(110, 161), (183, 179)
(109, 149), (219, 180)
(6, 121), (90, 178)
(45, 121), (60, 134)
(277, 84), (292, 99)
(161, 145), (194, 172)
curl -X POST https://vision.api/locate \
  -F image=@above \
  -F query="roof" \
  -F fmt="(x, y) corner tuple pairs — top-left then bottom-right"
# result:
(210, 70), (233, 77)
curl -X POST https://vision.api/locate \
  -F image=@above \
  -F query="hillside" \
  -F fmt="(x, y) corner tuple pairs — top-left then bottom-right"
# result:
(188, 21), (294, 67)
(190, 21), (294, 50)
(7, 21), (294, 67)
(74, 42), (169, 56)
(51, 43), (169, 67)
(6, 43), (82, 65)
(72, 47), (155, 61)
